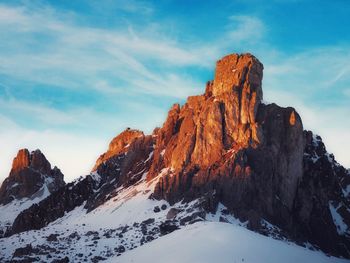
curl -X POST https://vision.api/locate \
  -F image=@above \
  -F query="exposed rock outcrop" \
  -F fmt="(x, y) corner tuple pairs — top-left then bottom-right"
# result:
(9, 129), (154, 234)
(294, 131), (350, 256)
(0, 149), (65, 205)
(87, 129), (154, 211)
(6, 53), (350, 258)
(9, 175), (95, 235)
(92, 128), (145, 171)
(148, 54), (304, 221)
(145, 53), (349, 257)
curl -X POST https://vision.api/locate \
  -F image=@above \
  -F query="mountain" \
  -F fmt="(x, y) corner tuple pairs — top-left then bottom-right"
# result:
(109, 222), (347, 263)
(0, 149), (65, 236)
(0, 53), (349, 262)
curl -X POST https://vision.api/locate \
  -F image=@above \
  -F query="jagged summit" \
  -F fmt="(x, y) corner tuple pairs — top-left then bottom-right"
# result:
(145, 53), (303, 219)
(0, 148), (65, 205)
(92, 128), (144, 172)
(209, 53), (263, 101)
(1, 53), (349, 261)
(10, 149), (54, 177)
(0, 148), (65, 237)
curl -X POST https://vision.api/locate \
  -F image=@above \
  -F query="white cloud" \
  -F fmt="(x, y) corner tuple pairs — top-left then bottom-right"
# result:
(227, 15), (265, 43)
(0, 4), (208, 99)
(263, 47), (350, 91)
(0, 98), (76, 126)
(87, 0), (154, 15)
(0, 5), (267, 100)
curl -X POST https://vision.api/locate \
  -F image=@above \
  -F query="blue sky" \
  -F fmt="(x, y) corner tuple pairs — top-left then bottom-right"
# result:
(0, 0), (349, 182)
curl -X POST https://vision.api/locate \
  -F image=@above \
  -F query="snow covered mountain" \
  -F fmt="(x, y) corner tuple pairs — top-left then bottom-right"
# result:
(0, 53), (349, 262)
(111, 222), (349, 263)
(1, 174), (348, 262)
(0, 149), (65, 238)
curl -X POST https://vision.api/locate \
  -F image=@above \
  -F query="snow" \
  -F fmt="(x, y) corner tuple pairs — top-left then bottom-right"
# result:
(261, 99), (270, 105)
(110, 221), (348, 263)
(0, 172), (172, 261)
(144, 151), (154, 163)
(313, 134), (321, 145)
(1, 170), (348, 262)
(90, 171), (101, 184)
(342, 185), (350, 198)
(9, 182), (19, 189)
(0, 172), (249, 261)
(206, 203), (246, 226)
(329, 202), (348, 235)
(0, 182), (51, 231)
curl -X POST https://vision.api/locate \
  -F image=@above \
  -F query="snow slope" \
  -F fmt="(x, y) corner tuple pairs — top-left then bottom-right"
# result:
(112, 221), (349, 263)
(1, 173), (348, 262)
(0, 182), (51, 234)
(0, 173), (214, 262)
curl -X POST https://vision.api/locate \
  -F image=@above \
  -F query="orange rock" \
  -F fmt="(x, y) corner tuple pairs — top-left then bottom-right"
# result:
(0, 149), (65, 205)
(10, 149), (30, 176)
(92, 128), (144, 171)
(148, 53), (264, 179)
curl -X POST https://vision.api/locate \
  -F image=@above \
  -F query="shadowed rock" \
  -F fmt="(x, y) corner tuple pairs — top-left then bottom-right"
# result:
(6, 53), (350, 258)
(0, 149), (65, 205)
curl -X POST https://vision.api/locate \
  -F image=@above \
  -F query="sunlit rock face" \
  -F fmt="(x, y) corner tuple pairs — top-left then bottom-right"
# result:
(7, 53), (350, 258)
(143, 53), (349, 257)
(148, 54), (265, 176)
(0, 149), (65, 205)
(9, 129), (155, 235)
(147, 53), (304, 217)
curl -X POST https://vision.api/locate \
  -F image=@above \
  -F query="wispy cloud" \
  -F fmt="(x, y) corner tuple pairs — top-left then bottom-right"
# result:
(227, 15), (265, 43)
(263, 47), (350, 106)
(89, 0), (154, 14)
(0, 3), (216, 99)
(261, 47), (350, 168)
(0, 4), (267, 100)
(0, 3), (272, 183)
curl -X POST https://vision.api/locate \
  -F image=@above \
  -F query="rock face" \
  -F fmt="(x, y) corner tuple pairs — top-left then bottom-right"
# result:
(145, 53), (349, 257)
(0, 149), (65, 205)
(148, 54), (303, 218)
(6, 53), (350, 258)
(9, 129), (154, 234)
(92, 128), (145, 171)
(294, 131), (350, 256)
(87, 128), (154, 211)
(9, 175), (95, 235)
(148, 54), (264, 176)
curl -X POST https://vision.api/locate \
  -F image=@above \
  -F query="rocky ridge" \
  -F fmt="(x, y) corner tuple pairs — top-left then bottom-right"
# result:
(0, 149), (65, 205)
(0, 149), (65, 236)
(1, 53), (349, 261)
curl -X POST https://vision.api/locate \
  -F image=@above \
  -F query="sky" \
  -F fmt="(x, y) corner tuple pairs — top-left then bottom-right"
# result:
(0, 0), (349, 183)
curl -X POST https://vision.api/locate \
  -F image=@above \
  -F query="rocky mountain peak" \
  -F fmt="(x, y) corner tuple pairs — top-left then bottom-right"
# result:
(207, 53), (263, 123)
(148, 53), (266, 177)
(211, 53), (262, 93)
(0, 148), (65, 205)
(10, 149), (52, 177)
(3, 53), (350, 260)
(92, 128), (145, 171)
(9, 149), (30, 176)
